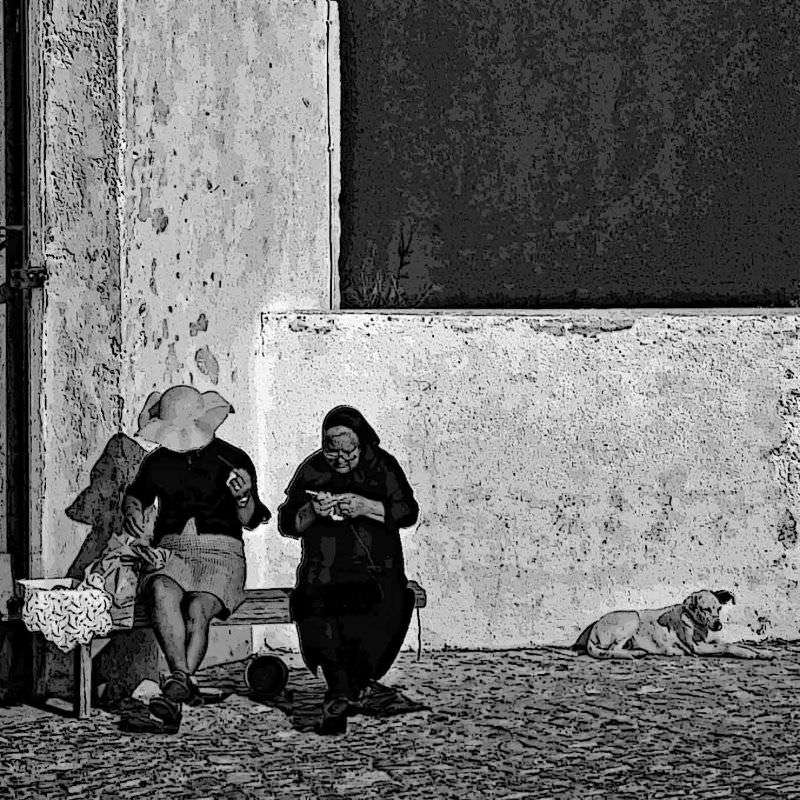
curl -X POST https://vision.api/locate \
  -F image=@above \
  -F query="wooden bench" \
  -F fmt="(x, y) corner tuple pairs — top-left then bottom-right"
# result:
(32, 580), (427, 719)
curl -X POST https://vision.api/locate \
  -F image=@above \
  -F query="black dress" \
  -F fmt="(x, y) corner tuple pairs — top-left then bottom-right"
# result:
(277, 446), (419, 700)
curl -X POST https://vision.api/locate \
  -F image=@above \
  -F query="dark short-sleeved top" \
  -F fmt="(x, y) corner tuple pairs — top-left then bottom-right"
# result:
(125, 437), (270, 544)
(277, 447), (419, 585)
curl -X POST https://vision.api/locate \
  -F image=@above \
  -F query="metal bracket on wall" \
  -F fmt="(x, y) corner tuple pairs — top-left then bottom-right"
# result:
(1, 226), (49, 298)
(0, 262), (49, 304)
(9, 264), (48, 289)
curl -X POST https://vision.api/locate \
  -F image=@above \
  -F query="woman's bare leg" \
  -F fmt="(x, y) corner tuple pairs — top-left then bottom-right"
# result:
(185, 592), (224, 675)
(148, 576), (190, 674)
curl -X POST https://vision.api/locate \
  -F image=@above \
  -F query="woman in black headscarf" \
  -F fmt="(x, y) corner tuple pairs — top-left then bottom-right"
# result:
(278, 406), (419, 735)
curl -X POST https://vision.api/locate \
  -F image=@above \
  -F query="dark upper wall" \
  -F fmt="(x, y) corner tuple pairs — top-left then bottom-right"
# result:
(338, 0), (800, 308)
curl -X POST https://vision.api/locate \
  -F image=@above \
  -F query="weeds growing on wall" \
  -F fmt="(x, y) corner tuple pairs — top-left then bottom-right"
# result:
(342, 224), (441, 309)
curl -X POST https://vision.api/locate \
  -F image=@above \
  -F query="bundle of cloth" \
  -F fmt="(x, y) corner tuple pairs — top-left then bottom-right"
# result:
(22, 534), (171, 652)
(83, 533), (171, 626)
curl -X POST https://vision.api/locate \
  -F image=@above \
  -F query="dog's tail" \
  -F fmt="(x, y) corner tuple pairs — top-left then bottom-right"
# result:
(571, 623), (594, 652)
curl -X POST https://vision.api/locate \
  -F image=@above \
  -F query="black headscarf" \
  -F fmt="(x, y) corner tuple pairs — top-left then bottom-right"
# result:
(322, 406), (380, 448)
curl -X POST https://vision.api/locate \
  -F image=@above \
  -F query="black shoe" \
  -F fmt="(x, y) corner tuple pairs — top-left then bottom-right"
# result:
(149, 696), (183, 731)
(314, 697), (349, 736)
(315, 713), (347, 735)
(185, 679), (205, 708)
(161, 670), (193, 703)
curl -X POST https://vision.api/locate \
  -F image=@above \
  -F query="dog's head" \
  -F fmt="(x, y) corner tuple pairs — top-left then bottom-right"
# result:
(683, 589), (736, 632)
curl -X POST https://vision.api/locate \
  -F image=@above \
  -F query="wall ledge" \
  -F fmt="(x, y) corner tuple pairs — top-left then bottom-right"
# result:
(263, 308), (800, 320)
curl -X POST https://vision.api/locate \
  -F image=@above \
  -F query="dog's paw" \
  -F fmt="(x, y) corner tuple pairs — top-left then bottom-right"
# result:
(742, 648), (774, 661)
(758, 651), (777, 661)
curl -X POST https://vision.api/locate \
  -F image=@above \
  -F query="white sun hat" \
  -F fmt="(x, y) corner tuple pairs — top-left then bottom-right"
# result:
(135, 385), (233, 452)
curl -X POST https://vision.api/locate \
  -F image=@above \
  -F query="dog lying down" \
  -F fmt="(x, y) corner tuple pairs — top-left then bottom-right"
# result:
(573, 590), (771, 660)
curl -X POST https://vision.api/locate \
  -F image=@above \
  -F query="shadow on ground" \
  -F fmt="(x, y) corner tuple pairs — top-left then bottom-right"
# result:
(111, 657), (428, 735)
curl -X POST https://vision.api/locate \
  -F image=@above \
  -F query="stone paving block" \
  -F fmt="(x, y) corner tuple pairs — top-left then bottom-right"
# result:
(2, 644), (800, 797)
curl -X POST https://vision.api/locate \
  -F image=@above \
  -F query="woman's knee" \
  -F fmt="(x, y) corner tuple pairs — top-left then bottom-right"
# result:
(148, 576), (182, 605)
(186, 595), (222, 630)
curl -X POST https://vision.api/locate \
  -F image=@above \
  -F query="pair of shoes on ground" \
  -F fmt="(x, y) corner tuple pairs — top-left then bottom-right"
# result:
(314, 681), (403, 734)
(313, 680), (400, 734)
(149, 670), (201, 730)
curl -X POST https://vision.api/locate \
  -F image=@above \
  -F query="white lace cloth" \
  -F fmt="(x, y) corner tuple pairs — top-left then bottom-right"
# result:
(22, 573), (114, 653)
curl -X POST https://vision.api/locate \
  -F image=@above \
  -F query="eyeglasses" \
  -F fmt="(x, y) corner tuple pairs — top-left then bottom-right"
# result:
(322, 446), (360, 459)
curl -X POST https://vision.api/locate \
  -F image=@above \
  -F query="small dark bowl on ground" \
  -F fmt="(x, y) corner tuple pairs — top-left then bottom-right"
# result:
(245, 655), (289, 700)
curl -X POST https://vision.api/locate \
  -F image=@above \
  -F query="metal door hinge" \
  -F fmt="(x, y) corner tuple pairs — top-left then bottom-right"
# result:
(0, 262), (48, 303)
(9, 263), (48, 289)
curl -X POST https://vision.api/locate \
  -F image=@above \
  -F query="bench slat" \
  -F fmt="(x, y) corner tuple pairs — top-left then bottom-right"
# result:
(128, 580), (426, 630)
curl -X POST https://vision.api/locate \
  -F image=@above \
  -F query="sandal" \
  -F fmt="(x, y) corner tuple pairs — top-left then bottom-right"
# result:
(148, 696), (182, 731)
(162, 674), (225, 708)
(185, 683), (204, 708)
(160, 670), (193, 704)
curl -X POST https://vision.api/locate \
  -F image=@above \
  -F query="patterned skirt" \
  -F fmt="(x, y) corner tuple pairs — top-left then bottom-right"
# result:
(139, 530), (247, 619)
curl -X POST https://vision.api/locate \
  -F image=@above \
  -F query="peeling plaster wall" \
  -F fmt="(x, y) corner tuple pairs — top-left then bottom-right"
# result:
(257, 312), (800, 648)
(35, 2), (334, 670)
(38, 0), (123, 576)
(119, 0), (333, 445)
(37, 0), (333, 579)
(114, 1), (334, 662)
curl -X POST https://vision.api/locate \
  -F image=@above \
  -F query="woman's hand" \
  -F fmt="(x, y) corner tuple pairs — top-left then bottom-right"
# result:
(336, 493), (372, 519)
(129, 542), (162, 571)
(227, 468), (254, 506)
(311, 491), (339, 518)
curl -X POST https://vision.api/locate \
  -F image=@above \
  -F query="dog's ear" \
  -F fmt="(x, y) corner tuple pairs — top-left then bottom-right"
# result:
(683, 592), (700, 611)
(713, 590), (735, 605)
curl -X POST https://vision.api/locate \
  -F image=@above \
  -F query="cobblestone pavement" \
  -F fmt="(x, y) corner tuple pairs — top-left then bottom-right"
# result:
(1, 640), (799, 799)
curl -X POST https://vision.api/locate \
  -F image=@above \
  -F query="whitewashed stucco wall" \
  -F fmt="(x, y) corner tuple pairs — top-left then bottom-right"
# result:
(34, 0), (336, 678)
(255, 311), (800, 649)
(116, 1), (336, 661)
(37, 0), (335, 580)
(119, 0), (334, 430)
(36, 0), (124, 578)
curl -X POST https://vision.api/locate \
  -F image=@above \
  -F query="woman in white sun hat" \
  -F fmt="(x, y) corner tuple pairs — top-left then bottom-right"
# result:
(122, 384), (270, 730)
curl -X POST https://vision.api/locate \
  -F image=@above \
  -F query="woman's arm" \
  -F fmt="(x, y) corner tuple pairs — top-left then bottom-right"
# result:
(227, 470), (271, 530)
(121, 494), (148, 539)
(279, 493), (338, 536)
(225, 452), (272, 530)
(234, 491), (258, 527)
(382, 455), (419, 528)
(278, 496), (313, 538)
(277, 460), (340, 538)
(277, 463), (312, 538)
(293, 501), (317, 533)
(337, 494), (386, 523)
(337, 455), (418, 527)
(360, 498), (386, 523)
